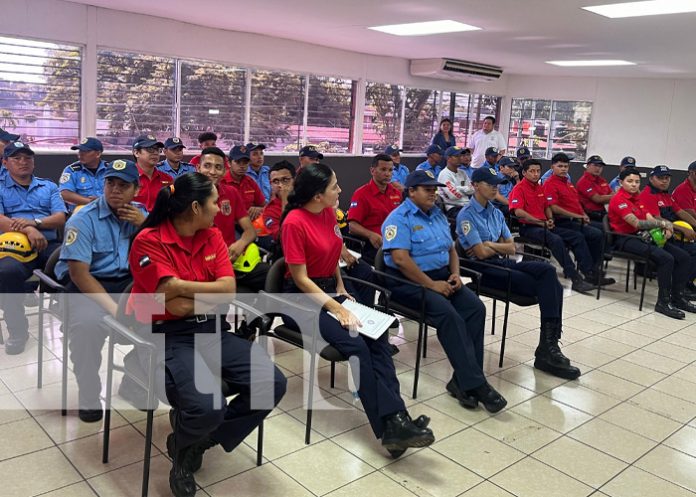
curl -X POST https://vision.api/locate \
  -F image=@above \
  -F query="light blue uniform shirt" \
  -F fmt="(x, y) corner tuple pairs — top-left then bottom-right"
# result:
(0, 175), (65, 241)
(382, 197), (452, 271)
(246, 164), (272, 202)
(497, 176), (517, 199)
(157, 160), (196, 178)
(58, 160), (108, 205)
(392, 163), (410, 186)
(0, 166), (6, 181)
(55, 196), (147, 281)
(415, 160), (442, 178)
(609, 176), (620, 192)
(456, 196), (512, 252)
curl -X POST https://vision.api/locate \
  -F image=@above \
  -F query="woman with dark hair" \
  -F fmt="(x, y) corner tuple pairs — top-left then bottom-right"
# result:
(280, 163), (435, 458)
(431, 118), (456, 166)
(129, 172), (286, 497)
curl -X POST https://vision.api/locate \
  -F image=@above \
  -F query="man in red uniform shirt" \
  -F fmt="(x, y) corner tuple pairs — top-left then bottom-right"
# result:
(543, 153), (613, 286)
(576, 155), (614, 223)
(132, 135), (173, 211)
(509, 159), (596, 294)
(672, 161), (696, 219)
(221, 145), (266, 221)
(347, 153), (402, 263)
(261, 160), (296, 243)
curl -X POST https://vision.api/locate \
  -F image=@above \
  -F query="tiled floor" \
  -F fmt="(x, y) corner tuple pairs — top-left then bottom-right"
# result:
(2, 264), (696, 497)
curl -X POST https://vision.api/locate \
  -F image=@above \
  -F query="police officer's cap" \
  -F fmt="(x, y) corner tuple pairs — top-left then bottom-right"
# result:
(0, 128), (20, 143)
(516, 146), (531, 159)
(425, 144), (443, 156)
(164, 137), (186, 149)
(3, 141), (34, 159)
(471, 167), (509, 185)
(498, 156), (517, 168)
(104, 159), (139, 184)
(71, 137), (103, 152)
(485, 146), (499, 157)
(650, 165), (671, 177)
(299, 145), (324, 159)
(688, 161), (696, 172)
(133, 134), (164, 150)
(384, 145), (402, 156)
(620, 156), (636, 167)
(586, 155), (606, 166)
(444, 146), (465, 158)
(245, 142), (266, 152)
(230, 145), (251, 161)
(404, 170), (445, 189)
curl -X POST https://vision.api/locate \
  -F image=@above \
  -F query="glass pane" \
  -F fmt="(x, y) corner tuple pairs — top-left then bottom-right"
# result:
(179, 60), (246, 153)
(306, 75), (354, 154)
(550, 100), (592, 161)
(96, 50), (175, 152)
(0, 36), (81, 151)
(508, 98), (551, 158)
(362, 82), (403, 154)
(402, 88), (439, 153)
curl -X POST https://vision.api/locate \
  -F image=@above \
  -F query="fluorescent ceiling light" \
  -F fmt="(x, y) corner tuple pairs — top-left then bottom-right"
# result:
(368, 20), (481, 36)
(546, 59), (636, 66)
(583, 0), (696, 18)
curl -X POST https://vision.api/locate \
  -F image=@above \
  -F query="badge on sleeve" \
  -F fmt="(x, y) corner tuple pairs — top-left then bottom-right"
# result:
(65, 228), (78, 246)
(59, 173), (70, 184)
(139, 255), (151, 267)
(220, 200), (231, 216)
(334, 225), (343, 238)
(460, 220), (472, 236)
(384, 225), (397, 241)
(618, 203), (628, 209)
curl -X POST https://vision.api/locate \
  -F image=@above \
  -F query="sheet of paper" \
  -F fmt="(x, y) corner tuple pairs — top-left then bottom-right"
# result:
(328, 299), (396, 340)
(339, 249), (362, 268)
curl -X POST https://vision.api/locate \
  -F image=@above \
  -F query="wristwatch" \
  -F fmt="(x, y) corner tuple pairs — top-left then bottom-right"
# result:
(33, 218), (43, 228)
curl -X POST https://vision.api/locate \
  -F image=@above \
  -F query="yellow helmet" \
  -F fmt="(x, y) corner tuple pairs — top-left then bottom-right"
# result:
(335, 208), (347, 229)
(0, 231), (37, 263)
(233, 243), (261, 273)
(672, 220), (694, 242)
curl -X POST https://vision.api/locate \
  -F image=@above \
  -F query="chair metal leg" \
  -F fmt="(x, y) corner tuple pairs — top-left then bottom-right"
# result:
(305, 339), (319, 445)
(422, 325), (428, 358)
(412, 322), (424, 399)
(330, 361), (336, 389)
(634, 264), (638, 290)
(61, 294), (69, 416)
(491, 299), (497, 335)
(625, 261), (630, 292)
(37, 290), (44, 389)
(141, 409), (154, 497)
(102, 335), (115, 464)
(256, 422), (264, 466)
(498, 301), (511, 368)
(639, 270), (648, 311)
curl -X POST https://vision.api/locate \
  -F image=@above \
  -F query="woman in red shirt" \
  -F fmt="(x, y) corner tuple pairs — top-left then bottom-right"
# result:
(280, 163), (434, 457)
(608, 168), (695, 319)
(129, 173), (286, 497)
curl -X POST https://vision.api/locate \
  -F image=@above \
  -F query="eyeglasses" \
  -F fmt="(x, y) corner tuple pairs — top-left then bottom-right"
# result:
(271, 177), (293, 185)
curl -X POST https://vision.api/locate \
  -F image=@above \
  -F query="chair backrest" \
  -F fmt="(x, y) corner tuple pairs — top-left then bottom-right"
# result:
(602, 215), (614, 246)
(374, 248), (385, 272)
(116, 281), (135, 325)
(265, 257), (286, 293)
(43, 247), (62, 280)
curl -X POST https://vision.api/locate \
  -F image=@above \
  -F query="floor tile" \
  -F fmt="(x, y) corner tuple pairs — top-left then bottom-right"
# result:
(0, 392), (30, 426)
(460, 481), (516, 496)
(425, 393), (491, 426)
(599, 403), (681, 442)
(573, 335), (637, 357)
(497, 364), (569, 393)
(644, 340), (696, 363)
(558, 344), (616, 368)
(621, 349), (687, 376)
(87, 454), (175, 497)
(634, 444), (696, 492)
(567, 418), (657, 463)
(663, 425), (696, 459)
(34, 408), (129, 445)
(206, 463), (312, 497)
(628, 388), (696, 424)
(600, 328), (655, 348)
(599, 359), (666, 387)
(491, 457), (593, 497)
(511, 396), (593, 433)
(326, 471), (418, 497)
(0, 417), (54, 462)
(287, 396), (369, 438)
(475, 411), (562, 454)
(187, 443), (261, 488)
(601, 466), (695, 497)
(38, 481), (98, 497)
(576, 370), (644, 401)
(0, 447), (82, 497)
(544, 384), (621, 416)
(245, 411), (324, 461)
(652, 375), (696, 404)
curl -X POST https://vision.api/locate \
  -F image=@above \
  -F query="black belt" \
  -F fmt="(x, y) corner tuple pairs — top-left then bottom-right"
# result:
(152, 314), (230, 335)
(284, 276), (337, 293)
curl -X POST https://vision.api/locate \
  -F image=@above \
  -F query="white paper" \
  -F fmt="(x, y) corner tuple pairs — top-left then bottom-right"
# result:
(329, 299), (396, 340)
(339, 249), (362, 268)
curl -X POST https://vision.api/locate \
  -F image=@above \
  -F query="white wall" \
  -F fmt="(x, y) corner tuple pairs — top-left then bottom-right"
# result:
(4, 0), (696, 167)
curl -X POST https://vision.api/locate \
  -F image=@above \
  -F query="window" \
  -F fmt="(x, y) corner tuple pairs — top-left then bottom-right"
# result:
(362, 82), (403, 154)
(402, 88), (440, 153)
(456, 94), (501, 148)
(0, 36), (81, 151)
(306, 75), (354, 153)
(179, 60), (246, 152)
(508, 98), (592, 160)
(96, 51), (175, 151)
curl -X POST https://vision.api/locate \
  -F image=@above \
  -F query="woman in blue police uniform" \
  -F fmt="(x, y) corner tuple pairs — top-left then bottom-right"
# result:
(129, 173), (286, 497)
(280, 163), (434, 458)
(382, 170), (507, 413)
(456, 167), (580, 380)
(55, 159), (148, 422)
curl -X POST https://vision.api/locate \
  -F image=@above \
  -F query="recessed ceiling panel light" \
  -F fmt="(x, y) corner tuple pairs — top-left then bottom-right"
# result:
(583, 0), (696, 18)
(546, 59), (636, 66)
(368, 20), (481, 36)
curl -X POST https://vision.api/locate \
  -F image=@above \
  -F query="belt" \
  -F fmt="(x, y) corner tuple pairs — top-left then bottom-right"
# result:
(284, 276), (337, 293)
(152, 314), (230, 335)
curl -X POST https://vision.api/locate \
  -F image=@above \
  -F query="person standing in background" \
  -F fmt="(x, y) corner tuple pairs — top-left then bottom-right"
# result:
(470, 116), (506, 169)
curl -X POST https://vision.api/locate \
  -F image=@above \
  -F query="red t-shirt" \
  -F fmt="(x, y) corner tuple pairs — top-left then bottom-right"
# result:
(576, 172), (612, 213)
(509, 178), (548, 223)
(128, 219), (234, 323)
(262, 197), (283, 240)
(543, 173), (585, 216)
(347, 180), (402, 234)
(214, 183), (247, 245)
(221, 173), (265, 210)
(134, 166), (173, 212)
(281, 206), (343, 278)
(608, 188), (649, 234)
(672, 180), (696, 212)
(639, 185), (681, 218)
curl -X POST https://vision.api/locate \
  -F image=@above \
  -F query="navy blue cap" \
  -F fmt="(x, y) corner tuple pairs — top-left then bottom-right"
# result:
(104, 159), (139, 184)
(3, 141), (34, 159)
(71, 137), (103, 152)
(404, 170), (445, 188)
(230, 145), (251, 161)
(245, 142), (266, 152)
(650, 165), (671, 177)
(164, 137), (186, 149)
(425, 144), (443, 156)
(586, 155), (606, 166)
(299, 145), (324, 159)
(688, 161), (696, 172)
(384, 145), (402, 156)
(471, 167), (508, 185)
(485, 146), (500, 157)
(0, 128), (20, 142)
(445, 146), (465, 158)
(498, 156), (517, 168)
(620, 156), (636, 167)
(133, 134), (164, 149)
(516, 146), (531, 159)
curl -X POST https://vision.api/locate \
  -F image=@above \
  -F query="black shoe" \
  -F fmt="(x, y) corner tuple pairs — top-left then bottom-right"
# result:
(169, 438), (197, 497)
(571, 277), (596, 295)
(5, 333), (28, 355)
(445, 377), (478, 409)
(682, 288), (696, 301)
(118, 375), (159, 411)
(534, 357), (581, 380)
(78, 408), (103, 423)
(673, 296), (696, 314)
(167, 433), (218, 474)
(388, 343), (400, 356)
(381, 411), (435, 455)
(466, 382), (507, 413)
(655, 296), (685, 320)
(389, 319), (400, 329)
(387, 413), (431, 459)
(584, 271), (616, 287)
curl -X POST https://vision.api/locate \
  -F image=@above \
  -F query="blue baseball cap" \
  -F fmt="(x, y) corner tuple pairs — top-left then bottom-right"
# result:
(498, 156), (517, 168)
(425, 144), (443, 156)
(586, 155), (606, 166)
(3, 141), (34, 159)
(164, 137), (186, 149)
(485, 146), (500, 157)
(71, 137), (103, 152)
(384, 145), (402, 156)
(471, 167), (508, 185)
(444, 146), (465, 158)
(516, 146), (531, 159)
(0, 128), (20, 142)
(230, 145), (251, 161)
(650, 165), (671, 177)
(245, 142), (266, 152)
(620, 156), (636, 167)
(133, 134), (164, 149)
(404, 170), (445, 188)
(104, 159), (139, 184)
(299, 145), (324, 159)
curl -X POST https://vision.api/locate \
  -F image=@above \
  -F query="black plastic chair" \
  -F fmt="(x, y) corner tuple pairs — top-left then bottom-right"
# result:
(508, 215), (553, 260)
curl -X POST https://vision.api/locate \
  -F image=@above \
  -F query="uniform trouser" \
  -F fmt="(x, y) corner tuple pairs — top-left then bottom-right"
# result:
(555, 219), (604, 267)
(343, 259), (376, 306)
(385, 267), (487, 391)
(235, 262), (270, 293)
(476, 259), (563, 320)
(0, 241), (60, 340)
(66, 278), (132, 407)
(520, 225), (593, 278)
(154, 330), (286, 451)
(616, 238), (691, 294)
(668, 239), (696, 281)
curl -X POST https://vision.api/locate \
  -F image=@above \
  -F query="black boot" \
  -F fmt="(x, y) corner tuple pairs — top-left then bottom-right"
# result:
(445, 376), (478, 409)
(167, 433), (218, 474)
(571, 276), (596, 294)
(387, 413), (431, 459)
(584, 271), (616, 287)
(655, 288), (685, 319)
(381, 411), (435, 456)
(672, 291), (696, 314)
(534, 320), (581, 380)
(168, 435), (198, 497)
(465, 382), (508, 413)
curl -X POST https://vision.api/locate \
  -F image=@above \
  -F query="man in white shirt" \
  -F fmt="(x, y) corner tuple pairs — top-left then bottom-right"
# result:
(470, 116), (506, 169)
(438, 146), (474, 221)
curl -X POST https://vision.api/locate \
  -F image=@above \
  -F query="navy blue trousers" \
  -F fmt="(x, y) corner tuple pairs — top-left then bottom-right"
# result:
(520, 223), (600, 278)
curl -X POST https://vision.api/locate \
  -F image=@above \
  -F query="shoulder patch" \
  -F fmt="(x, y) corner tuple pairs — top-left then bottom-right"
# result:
(384, 225), (397, 242)
(618, 203), (628, 209)
(59, 173), (71, 184)
(138, 255), (151, 268)
(69, 164), (83, 172)
(220, 199), (231, 216)
(334, 224), (343, 238)
(64, 228), (78, 246)
(460, 220), (472, 236)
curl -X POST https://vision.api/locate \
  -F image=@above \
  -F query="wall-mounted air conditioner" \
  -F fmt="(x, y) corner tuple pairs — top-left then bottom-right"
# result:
(410, 58), (503, 82)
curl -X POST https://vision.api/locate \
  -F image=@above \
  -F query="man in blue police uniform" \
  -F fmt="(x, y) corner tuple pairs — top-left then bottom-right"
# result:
(456, 167), (581, 380)
(385, 145), (410, 191)
(157, 137), (195, 178)
(415, 144), (443, 177)
(245, 142), (271, 202)
(59, 137), (108, 210)
(491, 156), (518, 215)
(382, 170), (507, 413)
(609, 156), (637, 191)
(0, 142), (66, 354)
(482, 147), (500, 172)
(56, 159), (148, 422)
